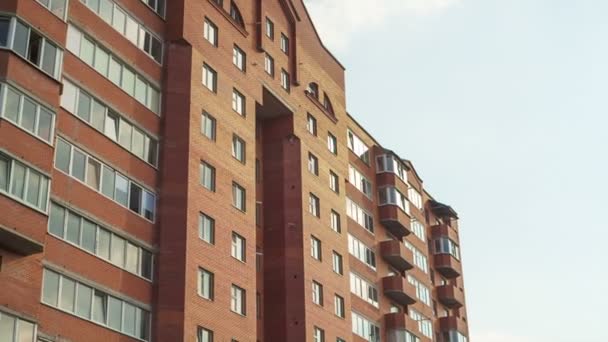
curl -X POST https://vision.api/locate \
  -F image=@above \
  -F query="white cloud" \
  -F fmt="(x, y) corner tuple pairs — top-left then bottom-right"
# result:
(471, 331), (538, 342)
(304, 0), (460, 51)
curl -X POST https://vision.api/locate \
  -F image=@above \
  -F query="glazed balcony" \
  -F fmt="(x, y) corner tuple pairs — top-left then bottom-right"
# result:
(431, 223), (460, 244)
(385, 312), (420, 331)
(382, 275), (417, 306)
(438, 316), (469, 335)
(436, 284), (465, 309)
(378, 205), (411, 239)
(434, 254), (462, 279)
(380, 240), (414, 272)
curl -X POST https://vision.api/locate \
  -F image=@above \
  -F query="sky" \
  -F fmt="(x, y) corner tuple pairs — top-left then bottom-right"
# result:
(304, 0), (608, 341)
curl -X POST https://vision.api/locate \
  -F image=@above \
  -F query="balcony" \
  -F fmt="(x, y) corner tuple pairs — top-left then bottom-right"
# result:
(384, 312), (420, 331)
(380, 240), (414, 272)
(432, 223), (459, 243)
(382, 275), (417, 306)
(434, 254), (462, 279)
(379, 205), (411, 239)
(0, 226), (43, 255)
(436, 284), (465, 309)
(438, 316), (469, 335)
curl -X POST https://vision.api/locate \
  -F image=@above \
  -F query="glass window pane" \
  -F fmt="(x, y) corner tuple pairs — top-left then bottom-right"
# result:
(66, 24), (82, 54)
(55, 139), (71, 174)
(0, 311), (16, 341)
(37, 107), (53, 141)
(80, 37), (95, 65)
(76, 91), (91, 122)
(118, 119), (132, 150)
(0, 18), (10, 46)
(50, 0), (67, 18)
(10, 162), (26, 199)
(125, 242), (139, 273)
(86, 158), (101, 190)
(21, 98), (37, 133)
(99, 0), (113, 23)
(49, 203), (65, 237)
(147, 138), (158, 165)
(123, 302), (137, 336)
(92, 290), (107, 324)
(114, 173), (129, 206)
(66, 211), (81, 245)
(87, 0), (100, 11)
(76, 283), (93, 318)
(26, 170), (41, 206)
(91, 100), (105, 132)
(135, 77), (147, 105)
(60, 277), (76, 312)
(101, 165), (115, 198)
(42, 269), (60, 306)
(60, 80), (77, 113)
(147, 87), (159, 114)
(104, 111), (119, 141)
(81, 219), (96, 253)
(132, 128), (144, 159)
(41, 41), (58, 76)
(129, 183), (142, 214)
(94, 47), (109, 76)
(121, 68), (135, 96)
(13, 21), (30, 57)
(140, 249), (152, 279)
(71, 149), (86, 182)
(4, 87), (21, 123)
(97, 229), (111, 260)
(125, 17), (139, 44)
(142, 191), (155, 221)
(110, 234), (125, 266)
(107, 296), (122, 331)
(17, 319), (35, 342)
(112, 7), (126, 33)
(26, 31), (42, 66)
(109, 57), (122, 85)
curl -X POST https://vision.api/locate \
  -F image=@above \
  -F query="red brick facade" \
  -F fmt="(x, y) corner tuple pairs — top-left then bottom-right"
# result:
(0, 1), (468, 342)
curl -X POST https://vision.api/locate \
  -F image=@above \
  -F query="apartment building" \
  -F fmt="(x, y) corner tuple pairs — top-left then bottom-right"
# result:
(0, 1), (469, 342)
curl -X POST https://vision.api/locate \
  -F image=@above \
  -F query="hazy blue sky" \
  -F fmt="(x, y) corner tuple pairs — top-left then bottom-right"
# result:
(305, 0), (608, 341)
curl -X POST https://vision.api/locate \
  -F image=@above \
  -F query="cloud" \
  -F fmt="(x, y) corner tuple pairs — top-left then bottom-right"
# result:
(471, 331), (538, 342)
(304, 0), (460, 51)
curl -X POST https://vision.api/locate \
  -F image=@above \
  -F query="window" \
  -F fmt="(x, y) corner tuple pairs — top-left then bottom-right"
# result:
(0, 18), (9, 46)
(376, 154), (407, 181)
(308, 153), (318, 176)
(198, 268), (214, 300)
(202, 63), (217, 92)
(389, 330), (420, 342)
(323, 94), (335, 115)
(405, 240), (428, 273)
(307, 82), (319, 99)
(232, 135), (246, 164)
(0, 309), (36, 342)
(434, 237), (460, 260)
(66, 25), (160, 114)
(379, 187), (410, 215)
(232, 89), (246, 116)
(349, 272), (378, 307)
(232, 182), (246, 211)
(229, 1), (245, 28)
(332, 251), (343, 275)
(348, 165), (372, 198)
(264, 53), (274, 77)
(37, 0), (67, 19)
(280, 33), (289, 54)
(411, 219), (426, 241)
(83, 0), (163, 63)
(55, 139), (156, 220)
(330, 210), (341, 233)
(280, 69), (290, 92)
(0, 152), (49, 212)
(140, 0), (165, 17)
(410, 309), (432, 338)
(232, 45), (246, 71)
(327, 133), (337, 155)
(200, 162), (216, 191)
(61, 79), (158, 166)
(42, 269), (151, 340)
(308, 193), (320, 217)
(334, 295), (345, 318)
(408, 187), (423, 210)
(312, 281), (323, 306)
(313, 327), (325, 342)
(306, 114), (317, 136)
(311, 236), (322, 261)
(265, 18), (274, 39)
(1, 83), (55, 143)
(231, 285), (246, 315)
(348, 234), (376, 270)
(407, 275), (431, 306)
(444, 331), (468, 342)
(231, 232), (246, 262)
(197, 327), (214, 342)
(346, 198), (373, 233)
(329, 171), (339, 193)
(201, 111), (216, 140)
(199, 213), (215, 244)
(352, 312), (380, 342)
(347, 129), (370, 164)
(203, 18), (218, 46)
(49, 202), (153, 279)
